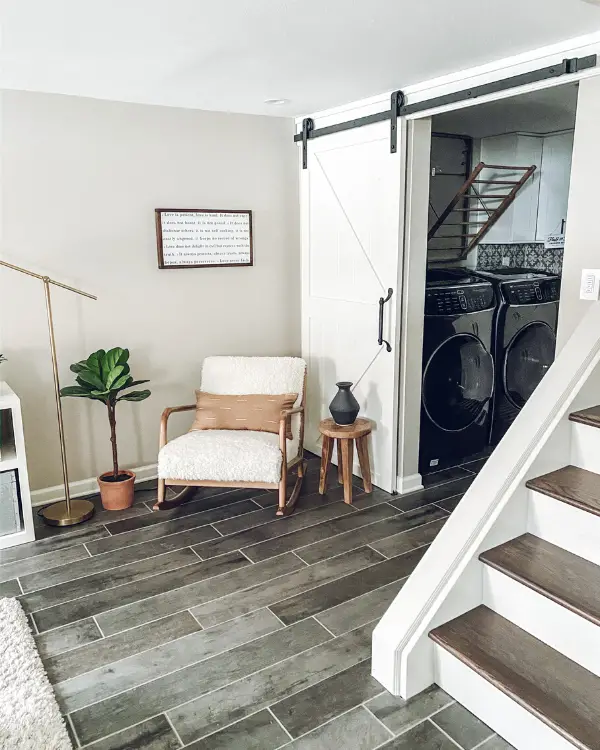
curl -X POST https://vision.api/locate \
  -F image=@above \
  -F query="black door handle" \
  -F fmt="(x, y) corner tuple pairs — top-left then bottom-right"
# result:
(378, 288), (393, 352)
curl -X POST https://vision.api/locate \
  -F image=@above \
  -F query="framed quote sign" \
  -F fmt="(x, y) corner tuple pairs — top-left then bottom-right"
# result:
(155, 209), (253, 269)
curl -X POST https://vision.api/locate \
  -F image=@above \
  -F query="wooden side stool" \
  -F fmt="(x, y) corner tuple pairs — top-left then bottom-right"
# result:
(318, 417), (373, 504)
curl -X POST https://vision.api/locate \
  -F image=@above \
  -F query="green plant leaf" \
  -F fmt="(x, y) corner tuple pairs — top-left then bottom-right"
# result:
(121, 379), (150, 389)
(69, 361), (88, 374)
(117, 389), (151, 402)
(86, 350), (105, 376)
(111, 374), (133, 392)
(77, 368), (106, 391)
(102, 347), (129, 379)
(106, 365), (125, 389)
(60, 385), (92, 397)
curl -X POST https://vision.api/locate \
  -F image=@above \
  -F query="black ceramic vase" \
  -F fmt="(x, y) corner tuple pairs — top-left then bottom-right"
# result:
(329, 382), (360, 425)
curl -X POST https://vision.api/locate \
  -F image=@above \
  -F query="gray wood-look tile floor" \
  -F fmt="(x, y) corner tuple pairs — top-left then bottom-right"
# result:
(1, 454), (516, 749)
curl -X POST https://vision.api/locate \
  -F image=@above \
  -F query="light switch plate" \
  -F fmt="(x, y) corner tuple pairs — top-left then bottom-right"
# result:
(580, 269), (600, 301)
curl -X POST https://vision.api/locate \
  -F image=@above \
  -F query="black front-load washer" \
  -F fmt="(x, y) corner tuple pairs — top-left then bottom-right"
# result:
(471, 268), (561, 444)
(419, 269), (496, 475)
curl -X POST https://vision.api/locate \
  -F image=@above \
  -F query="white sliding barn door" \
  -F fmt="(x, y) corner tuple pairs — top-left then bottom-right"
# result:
(300, 122), (403, 492)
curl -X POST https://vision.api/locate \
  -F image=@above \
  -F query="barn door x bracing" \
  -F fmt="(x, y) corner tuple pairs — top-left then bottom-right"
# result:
(301, 121), (402, 492)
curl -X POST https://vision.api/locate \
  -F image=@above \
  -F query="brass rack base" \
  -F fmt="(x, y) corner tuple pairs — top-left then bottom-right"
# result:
(40, 498), (96, 526)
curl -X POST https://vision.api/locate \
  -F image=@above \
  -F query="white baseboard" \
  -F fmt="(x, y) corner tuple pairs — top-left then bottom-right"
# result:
(30, 464), (158, 507)
(396, 473), (423, 495)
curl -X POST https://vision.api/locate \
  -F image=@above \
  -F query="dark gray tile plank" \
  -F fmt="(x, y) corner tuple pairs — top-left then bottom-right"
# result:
(422, 466), (473, 487)
(365, 685), (454, 735)
(96, 551), (304, 636)
(33, 550), (251, 633)
(20, 522), (219, 593)
(243, 503), (400, 563)
(21, 547), (200, 613)
(81, 715), (180, 750)
(390, 476), (474, 512)
(370, 517), (447, 559)
(190, 546), (382, 628)
(104, 489), (260, 535)
(271, 546), (427, 625)
(168, 621), (375, 745)
(35, 618), (102, 660)
(431, 702), (494, 749)
(316, 578), (406, 636)
(436, 494), (464, 513)
(296, 504), (446, 565)
(57, 609), (282, 713)
(87, 498), (259, 555)
(462, 457), (488, 473)
(0, 524), (109, 565)
(46, 610), (200, 684)
(70, 617), (330, 746)
(179, 709), (288, 750)
(0, 544), (90, 583)
(271, 659), (384, 738)
(215, 486), (358, 536)
(273, 706), (391, 750)
(0, 578), (21, 596)
(349, 488), (397, 510)
(378, 719), (457, 749)
(192, 502), (356, 561)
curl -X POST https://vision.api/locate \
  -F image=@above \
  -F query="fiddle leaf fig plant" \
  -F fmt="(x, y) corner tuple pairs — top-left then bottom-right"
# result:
(60, 348), (150, 480)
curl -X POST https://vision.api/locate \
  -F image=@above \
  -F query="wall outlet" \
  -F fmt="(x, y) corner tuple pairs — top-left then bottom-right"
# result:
(580, 269), (600, 301)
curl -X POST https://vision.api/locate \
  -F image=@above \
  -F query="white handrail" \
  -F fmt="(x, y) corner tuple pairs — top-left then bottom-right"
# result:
(372, 302), (600, 697)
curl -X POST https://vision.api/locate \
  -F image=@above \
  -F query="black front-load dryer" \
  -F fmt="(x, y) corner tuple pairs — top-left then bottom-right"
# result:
(471, 268), (561, 444)
(419, 269), (496, 475)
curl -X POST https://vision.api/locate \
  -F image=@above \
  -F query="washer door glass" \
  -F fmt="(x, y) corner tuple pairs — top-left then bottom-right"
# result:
(423, 334), (494, 432)
(504, 322), (556, 409)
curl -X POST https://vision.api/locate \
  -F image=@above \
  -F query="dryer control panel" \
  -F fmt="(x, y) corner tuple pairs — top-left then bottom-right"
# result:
(501, 277), (561, 306)
(424, 284), (495, 316)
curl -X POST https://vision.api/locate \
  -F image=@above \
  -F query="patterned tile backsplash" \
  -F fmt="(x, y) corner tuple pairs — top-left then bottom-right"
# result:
(476, 243), (563, 275)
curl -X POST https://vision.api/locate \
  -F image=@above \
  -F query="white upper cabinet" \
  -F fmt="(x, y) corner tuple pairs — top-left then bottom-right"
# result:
(536, 131), (574, 244)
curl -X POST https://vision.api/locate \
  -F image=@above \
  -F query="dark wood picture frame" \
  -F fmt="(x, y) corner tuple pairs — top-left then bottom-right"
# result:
(155, 208), (253, 269)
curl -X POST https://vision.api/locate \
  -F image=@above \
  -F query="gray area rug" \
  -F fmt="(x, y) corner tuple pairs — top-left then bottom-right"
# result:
(0, 598), (71, 749)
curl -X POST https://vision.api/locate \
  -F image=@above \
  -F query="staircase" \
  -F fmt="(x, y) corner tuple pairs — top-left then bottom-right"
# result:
(428, 161), (536, 258)
(429, 405), (600, 750)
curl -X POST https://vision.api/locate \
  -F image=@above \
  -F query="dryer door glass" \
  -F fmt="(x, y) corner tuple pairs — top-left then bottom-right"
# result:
(504, 321), (556, 409)
(423, 334), (494, 432)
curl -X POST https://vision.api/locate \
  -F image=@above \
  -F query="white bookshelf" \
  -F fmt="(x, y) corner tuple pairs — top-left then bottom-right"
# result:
(0, 382), (35, 550)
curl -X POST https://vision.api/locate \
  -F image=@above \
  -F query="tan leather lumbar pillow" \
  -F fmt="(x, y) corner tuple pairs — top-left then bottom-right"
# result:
(191, 391), (298, 440)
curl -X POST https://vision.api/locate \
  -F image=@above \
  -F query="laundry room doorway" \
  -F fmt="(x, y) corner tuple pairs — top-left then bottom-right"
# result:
(401, 82), (579, 485)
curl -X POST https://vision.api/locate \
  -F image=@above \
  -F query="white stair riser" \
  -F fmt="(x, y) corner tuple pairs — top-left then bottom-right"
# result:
(528, 489), (600, 567)
(570, 421), (600, 474)
(483, 565), (600, 678)
(433, 644), (577, 750)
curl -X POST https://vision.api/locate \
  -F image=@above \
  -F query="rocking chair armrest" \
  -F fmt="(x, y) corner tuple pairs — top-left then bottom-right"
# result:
(279, 405), (305, 419)
(159, 404), (196, 449)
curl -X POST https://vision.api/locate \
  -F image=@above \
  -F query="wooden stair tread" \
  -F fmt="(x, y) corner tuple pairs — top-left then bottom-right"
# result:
(526, 465), (600, 517)
(480, 533), (600, 627)
(570, 405), (600, 428)
(430, 606), (600, 750)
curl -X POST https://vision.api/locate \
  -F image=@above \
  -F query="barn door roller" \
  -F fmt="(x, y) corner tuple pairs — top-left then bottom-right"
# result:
(295, 54), (596, 168)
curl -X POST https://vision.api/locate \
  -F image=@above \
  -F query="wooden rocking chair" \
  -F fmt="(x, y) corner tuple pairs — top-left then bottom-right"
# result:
(156, 356), (307, 516)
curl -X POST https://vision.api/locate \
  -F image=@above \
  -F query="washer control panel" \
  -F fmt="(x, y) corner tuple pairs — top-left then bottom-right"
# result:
(502, 277), (561, 305)
(425, 283), (495, 316)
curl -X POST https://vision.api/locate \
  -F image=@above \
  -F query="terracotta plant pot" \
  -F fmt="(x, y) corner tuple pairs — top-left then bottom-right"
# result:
(97, 469), (136, 511)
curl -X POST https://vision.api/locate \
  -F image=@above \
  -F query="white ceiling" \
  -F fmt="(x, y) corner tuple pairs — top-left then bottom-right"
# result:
(433, 84), (580, 138)
(1, 0), (600, 117)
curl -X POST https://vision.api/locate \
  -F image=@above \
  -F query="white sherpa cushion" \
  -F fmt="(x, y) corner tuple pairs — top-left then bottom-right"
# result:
(158, 430), (288, 484)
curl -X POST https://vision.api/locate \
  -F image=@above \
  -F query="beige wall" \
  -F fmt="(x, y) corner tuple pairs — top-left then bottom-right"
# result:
(557, 76), (600, 350)
(0, 91), (300, 491)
